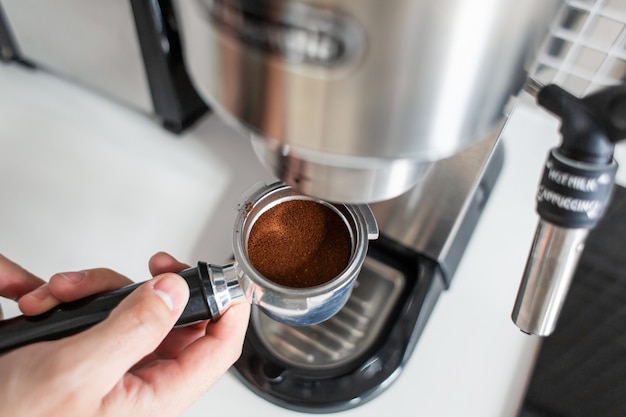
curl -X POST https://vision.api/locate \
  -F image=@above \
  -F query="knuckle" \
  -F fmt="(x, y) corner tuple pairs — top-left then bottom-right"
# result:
(85, 267), (114, 283)
(86, 267), (130, 286)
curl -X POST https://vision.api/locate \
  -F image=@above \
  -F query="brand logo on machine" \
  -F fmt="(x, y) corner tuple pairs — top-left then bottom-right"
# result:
(204, 0), (359, 66)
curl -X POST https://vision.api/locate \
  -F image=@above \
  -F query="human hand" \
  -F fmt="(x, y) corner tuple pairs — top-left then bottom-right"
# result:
(0, 252), (250, 417)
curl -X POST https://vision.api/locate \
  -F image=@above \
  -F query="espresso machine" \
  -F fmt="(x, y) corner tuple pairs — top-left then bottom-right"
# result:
(3, 0), (623, 413)
(172, 0), (562, 412)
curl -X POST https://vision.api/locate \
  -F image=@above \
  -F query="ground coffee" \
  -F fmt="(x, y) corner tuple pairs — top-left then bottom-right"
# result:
(247, 199), (352, 288)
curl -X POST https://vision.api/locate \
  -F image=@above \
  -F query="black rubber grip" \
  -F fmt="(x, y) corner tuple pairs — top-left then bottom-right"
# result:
(536, 149), (618, 229)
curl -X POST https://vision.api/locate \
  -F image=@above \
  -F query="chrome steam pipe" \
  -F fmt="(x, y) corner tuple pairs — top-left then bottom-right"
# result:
(512, 221), (588, 336)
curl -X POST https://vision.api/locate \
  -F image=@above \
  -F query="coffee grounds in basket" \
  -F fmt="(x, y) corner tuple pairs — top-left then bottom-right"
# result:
(247, 199), (352, 288)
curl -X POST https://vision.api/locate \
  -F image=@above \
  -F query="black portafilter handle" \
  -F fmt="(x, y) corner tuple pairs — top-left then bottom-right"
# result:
(0, 262), (216, 355)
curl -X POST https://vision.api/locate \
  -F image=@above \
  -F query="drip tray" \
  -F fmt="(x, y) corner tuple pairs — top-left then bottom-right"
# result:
(232, 238), (447, 413)
(251, 257), (406, 372)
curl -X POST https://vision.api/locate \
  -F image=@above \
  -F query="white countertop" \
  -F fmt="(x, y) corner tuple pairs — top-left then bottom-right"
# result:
(0, 63), (622, 417)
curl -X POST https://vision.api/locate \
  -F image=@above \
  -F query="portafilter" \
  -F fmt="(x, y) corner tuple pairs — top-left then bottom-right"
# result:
(0, 182), (378, 354)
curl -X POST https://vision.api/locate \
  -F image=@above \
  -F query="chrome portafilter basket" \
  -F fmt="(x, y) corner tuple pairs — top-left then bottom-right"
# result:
(233, 182), (379, 325)
(0, 181), (378, 354)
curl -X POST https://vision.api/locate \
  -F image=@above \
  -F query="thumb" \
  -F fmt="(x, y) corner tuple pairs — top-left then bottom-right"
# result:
(55, 273), (189, 393)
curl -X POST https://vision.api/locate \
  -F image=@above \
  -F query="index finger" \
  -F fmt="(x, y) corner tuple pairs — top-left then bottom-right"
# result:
(148, 252), (190, 276)
(0, 254), (45, 300)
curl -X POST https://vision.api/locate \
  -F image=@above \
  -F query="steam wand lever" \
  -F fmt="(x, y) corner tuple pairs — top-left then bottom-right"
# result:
(512, 83), (626, 336)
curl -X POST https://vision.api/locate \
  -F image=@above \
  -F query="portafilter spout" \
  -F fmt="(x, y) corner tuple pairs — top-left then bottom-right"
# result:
(512, 84), (626, 336)
(0, 182), (378, 354)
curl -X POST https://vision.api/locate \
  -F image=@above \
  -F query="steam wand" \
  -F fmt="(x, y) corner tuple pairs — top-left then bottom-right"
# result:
(512, 83), (626, 336)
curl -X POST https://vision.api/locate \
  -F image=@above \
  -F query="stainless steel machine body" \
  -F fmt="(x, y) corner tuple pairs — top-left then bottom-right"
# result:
(176, 0), (560, 203)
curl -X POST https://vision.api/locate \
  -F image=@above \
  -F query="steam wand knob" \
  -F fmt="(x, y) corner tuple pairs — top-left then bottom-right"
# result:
(512, 84), (626, 336)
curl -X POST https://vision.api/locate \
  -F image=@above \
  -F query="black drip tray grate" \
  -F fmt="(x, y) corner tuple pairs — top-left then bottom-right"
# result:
(252, 256), (405, 372)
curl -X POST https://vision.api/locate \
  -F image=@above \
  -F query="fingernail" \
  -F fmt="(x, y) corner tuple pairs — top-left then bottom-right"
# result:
(58, 271), (87, 283)
(29, 284), (51, 300)
(153, 274), (188, 311)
